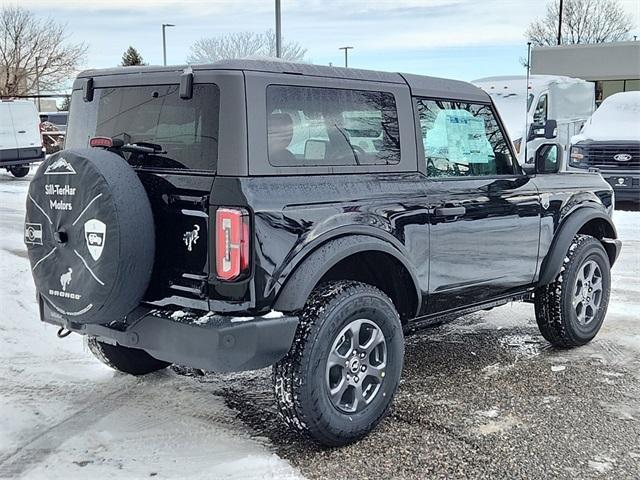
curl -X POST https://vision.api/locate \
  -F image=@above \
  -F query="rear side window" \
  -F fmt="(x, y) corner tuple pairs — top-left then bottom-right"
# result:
(416, 98), (516, 177)
(266, 85), (400, 167)
(67, 84), (219, 171)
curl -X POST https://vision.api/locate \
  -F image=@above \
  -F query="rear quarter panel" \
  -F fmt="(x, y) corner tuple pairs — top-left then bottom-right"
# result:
(209, 174), (430, 312)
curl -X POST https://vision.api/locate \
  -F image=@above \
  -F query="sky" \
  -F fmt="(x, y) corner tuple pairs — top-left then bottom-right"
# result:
(8, 0), (640, 89)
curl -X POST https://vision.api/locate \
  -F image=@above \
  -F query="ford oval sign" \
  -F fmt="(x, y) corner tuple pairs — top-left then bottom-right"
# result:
(614, 153), (632, 162)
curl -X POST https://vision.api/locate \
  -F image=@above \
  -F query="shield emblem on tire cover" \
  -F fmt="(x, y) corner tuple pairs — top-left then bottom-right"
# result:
(84, 219), (106, 261)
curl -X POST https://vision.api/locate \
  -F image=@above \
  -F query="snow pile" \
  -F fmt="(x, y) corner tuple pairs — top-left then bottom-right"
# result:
(572, 91), (640, 143)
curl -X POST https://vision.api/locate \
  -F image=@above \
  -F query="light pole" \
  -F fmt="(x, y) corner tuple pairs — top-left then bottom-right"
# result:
(162, 23), (175, 66)
(557, 0), (563, 45)
(275, 0), (282, 58)
(34, 57), (41, 111)
(339, 46), (353, 68)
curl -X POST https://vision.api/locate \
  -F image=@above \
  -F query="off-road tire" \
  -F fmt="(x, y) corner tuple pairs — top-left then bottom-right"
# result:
(87, 337), (171, 376)
(534, 234), (611, 347)
(272, 280), (404, 447)
(9, 165), (29, 178)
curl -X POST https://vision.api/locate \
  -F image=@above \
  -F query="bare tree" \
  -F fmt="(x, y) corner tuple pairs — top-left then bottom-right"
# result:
(526, 0), (634, 46)
(0, 6), (87, 96)
(187, 29), (307, 64)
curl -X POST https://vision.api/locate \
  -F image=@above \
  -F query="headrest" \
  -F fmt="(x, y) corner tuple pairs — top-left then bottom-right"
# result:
(268, 113), (294, 150)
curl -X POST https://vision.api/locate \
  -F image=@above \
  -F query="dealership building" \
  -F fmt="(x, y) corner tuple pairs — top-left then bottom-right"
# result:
(531, 41), (640, 103)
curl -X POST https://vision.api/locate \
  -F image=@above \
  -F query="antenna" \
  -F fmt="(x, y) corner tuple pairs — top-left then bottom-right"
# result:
(524, 41), (532, 165)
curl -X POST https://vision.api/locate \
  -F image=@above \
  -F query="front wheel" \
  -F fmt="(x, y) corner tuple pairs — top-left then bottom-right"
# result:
(534, 234), (611, 347)
(273, 280), (404, 447)
(9, 165), (30, 178)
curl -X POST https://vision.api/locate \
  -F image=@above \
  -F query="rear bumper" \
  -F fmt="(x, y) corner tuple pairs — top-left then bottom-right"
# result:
(40, 300), (298, 372)
(0, 146), (45, 166)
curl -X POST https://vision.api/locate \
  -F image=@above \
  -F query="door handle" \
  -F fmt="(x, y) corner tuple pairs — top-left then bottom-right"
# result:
(17, 130), (26, 133)
(434, 206), (466, 217)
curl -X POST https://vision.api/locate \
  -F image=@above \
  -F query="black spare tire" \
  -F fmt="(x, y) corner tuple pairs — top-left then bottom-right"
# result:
(25, 149), (155, 324)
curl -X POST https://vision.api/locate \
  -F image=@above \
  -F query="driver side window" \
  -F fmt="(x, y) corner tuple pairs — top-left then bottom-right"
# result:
(416, 98), (516, 178)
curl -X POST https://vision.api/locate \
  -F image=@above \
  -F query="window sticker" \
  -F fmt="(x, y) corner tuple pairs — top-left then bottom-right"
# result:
(425, 110), (493, 164)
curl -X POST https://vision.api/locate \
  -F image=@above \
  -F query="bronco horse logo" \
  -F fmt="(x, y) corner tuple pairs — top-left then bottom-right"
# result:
(183, 225), (200, 252)
(60, 268), (73, 292)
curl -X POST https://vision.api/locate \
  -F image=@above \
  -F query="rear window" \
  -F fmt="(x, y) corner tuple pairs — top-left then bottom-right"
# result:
(266, 85), (400, 167)
(66, 84), (219, 171)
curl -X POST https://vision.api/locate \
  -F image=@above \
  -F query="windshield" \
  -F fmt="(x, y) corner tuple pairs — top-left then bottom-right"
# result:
(66, 84), (220, 171)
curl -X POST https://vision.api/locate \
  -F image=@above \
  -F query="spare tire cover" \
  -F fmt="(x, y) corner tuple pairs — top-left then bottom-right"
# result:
(25, 149), (155, 324)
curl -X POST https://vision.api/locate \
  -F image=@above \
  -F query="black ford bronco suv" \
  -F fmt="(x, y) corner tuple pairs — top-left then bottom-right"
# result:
(25, 60), (621, 446)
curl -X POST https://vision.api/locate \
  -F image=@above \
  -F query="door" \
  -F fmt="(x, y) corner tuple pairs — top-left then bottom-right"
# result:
(525, 92), (549, 164)
(415, 98), (541, 314)
(0, 104), (18, 154)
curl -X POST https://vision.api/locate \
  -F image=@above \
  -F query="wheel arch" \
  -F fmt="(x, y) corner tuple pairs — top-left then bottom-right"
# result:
(538, 207), (620, 286)
(273, 234), (422, 322)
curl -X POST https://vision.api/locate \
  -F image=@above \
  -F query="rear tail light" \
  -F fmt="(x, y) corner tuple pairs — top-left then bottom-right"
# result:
(216, 207), (250, 281)
(89, 136), (114, 148)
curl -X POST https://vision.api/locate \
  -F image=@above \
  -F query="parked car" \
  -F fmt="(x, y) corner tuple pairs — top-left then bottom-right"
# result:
(0, 99), (45, 177)
(24, 60), (621, 446)
(569, 91), (640, 204)
(473, 75), (595, 167)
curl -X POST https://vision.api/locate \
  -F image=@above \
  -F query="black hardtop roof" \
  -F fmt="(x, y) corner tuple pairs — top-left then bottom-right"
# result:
(77, 59), (488, 103)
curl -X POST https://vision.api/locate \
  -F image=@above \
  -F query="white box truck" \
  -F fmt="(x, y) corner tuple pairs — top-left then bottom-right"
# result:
(0, 99), (45, 177)
(473, 75), (595, 168)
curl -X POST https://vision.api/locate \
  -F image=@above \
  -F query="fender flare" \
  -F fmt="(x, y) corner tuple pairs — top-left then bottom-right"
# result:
(273, 234), (422, 314)
(537, 207), (618, 286)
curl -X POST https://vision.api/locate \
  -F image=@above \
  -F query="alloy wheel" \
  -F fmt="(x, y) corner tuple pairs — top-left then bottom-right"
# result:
(325, 319), (387, 414)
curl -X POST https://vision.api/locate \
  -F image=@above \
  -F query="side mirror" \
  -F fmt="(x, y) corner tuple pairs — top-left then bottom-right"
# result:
(527, 119), (557, 141)
(544, 119), (557, 139)
(535, 143), (561, 174)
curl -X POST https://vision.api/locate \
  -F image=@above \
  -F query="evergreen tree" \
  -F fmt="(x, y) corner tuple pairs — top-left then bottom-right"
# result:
(121, 46), (146, 66)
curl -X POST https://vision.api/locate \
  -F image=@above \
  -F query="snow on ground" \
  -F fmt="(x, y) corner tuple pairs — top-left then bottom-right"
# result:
(0, 171), (300, 480)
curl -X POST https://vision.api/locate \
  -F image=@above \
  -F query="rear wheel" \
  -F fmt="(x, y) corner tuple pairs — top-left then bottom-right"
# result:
(534, 234), (611, 347)
(9, 165), (29, 178)
(87, 337), (171, 376)
(273, 280), (404, 446)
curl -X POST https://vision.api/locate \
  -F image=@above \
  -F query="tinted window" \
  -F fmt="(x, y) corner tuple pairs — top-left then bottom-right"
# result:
(416, 98), (516, 178)
(533, 94), (548, 124)
(266, 85), (400, 167)
(67, 84), (219, 171)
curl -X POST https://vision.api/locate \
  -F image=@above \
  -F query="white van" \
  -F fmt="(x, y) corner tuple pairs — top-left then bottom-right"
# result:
(0, 100), (45, 177)
(473, 75), (595, 168)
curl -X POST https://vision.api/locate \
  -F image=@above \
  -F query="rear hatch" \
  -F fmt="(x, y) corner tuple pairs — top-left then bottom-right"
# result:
(65, 78), (221, 309)
(1, 101), (42, 161)
(0, 103), (18, 153)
